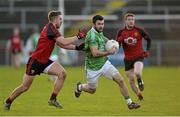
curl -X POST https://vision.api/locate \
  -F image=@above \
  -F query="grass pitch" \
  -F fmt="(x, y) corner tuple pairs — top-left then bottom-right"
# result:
(0, 66), (180, 116)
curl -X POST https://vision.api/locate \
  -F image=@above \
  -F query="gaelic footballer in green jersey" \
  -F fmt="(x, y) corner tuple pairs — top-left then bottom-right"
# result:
(75, 15), (140, 110)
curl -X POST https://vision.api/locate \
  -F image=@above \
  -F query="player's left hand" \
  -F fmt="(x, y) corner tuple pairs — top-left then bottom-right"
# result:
(77, 27), (89, 39)
(107, 46), (116, 55)
(142, 51), (150, 58)
(75, 43), (85, 51)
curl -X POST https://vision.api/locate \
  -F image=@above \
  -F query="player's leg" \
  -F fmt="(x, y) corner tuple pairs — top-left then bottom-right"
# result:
(126, 69), (143, 100)
(75, 82), (97, 96)
(75, 69), (101, 97)
(48, 55), (58, 81)
(14, 53), (21, 69)
(4, 74), (35, 110)
(102, 61), (140, 109)
(11, 53), (15, 68)
(112, 74), (140, 109)
(134, 61), (144, 91)
(45, 61), (67, 108)
(126, 69), (138, 94)
(113, 73), (130, 98)
(102, 61), (130, 98)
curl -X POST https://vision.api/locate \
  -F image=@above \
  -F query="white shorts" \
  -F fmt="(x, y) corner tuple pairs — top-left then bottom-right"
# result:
(86, 60), (119, 87)
(43, 61), (56, 73)
(50, 55), (58, 61)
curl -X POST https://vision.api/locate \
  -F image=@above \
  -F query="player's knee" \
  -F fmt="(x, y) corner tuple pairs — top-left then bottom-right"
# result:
(116, 78), (124, 85)
(62, 71), (67, 79)
(57, 70), (67, 80)
(126, 72), (131, 78)
(22, 85), (30, 92)
(134, 71), (141, 77)
(113, 74), (124, 85)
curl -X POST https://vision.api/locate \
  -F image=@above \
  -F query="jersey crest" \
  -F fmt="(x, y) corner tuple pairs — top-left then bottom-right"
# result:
(124, 37), (137, 46)
(134, 32), (138, 37)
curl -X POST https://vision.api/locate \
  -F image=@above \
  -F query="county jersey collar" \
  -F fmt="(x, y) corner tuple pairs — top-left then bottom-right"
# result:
(125, 26), (136, 30)
(91, 27), (103, 34)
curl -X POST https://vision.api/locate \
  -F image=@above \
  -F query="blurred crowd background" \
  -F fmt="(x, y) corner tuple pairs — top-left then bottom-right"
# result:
(0, 0), (180, 67)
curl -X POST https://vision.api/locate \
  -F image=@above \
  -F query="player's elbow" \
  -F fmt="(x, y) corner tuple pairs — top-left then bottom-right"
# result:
(61, 41), (70, 46)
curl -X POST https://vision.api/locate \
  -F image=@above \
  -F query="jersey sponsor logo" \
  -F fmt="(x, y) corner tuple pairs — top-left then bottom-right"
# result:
(124, 37), (137, 45)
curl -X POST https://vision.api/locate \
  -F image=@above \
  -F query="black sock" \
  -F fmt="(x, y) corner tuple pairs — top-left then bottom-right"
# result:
(124, 96), (130, 100)
(137, 78), (142, 83)
(6, 98), (12, 104)
(50, 93), (57, 100)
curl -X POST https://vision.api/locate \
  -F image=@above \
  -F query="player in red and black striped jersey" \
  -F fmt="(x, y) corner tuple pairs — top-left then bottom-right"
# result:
(116, 12), (151, 101)
(8, 27), (23, 69)
(4, 10), (87, 110)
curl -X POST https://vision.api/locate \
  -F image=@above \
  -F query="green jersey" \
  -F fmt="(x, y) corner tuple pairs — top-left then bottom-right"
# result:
(84, 27), (108, 71)
(31, 33), (40, 50)
(51, 45), (59, 56)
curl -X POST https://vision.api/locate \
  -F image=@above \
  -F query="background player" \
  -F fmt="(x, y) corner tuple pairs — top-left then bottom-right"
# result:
(75, 15), (140, 109)
(116, 12), (151, 100)
(7, 27), (23, 69)
(3, 10), (87, 110)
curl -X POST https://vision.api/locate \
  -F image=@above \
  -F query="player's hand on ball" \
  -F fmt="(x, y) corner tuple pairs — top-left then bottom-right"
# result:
(107, 46), (116, 55)
(142, 51), (150, 58)
(77, 27), (89, 39)
(105, 40), (119, 54)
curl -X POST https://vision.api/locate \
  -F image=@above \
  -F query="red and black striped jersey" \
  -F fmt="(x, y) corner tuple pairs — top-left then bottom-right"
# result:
(31, 23), (61, 63)
(10, 35), (22, 51)
(116, 26), (150, 60)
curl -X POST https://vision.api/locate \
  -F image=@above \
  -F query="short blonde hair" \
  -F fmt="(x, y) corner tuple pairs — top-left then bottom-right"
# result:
(124, 12), (135, 20)
(48, 10), (61, 21)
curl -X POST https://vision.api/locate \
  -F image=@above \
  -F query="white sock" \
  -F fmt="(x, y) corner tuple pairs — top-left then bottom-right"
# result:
(78, 84), (82, 91)
(126, 98), (132, 105)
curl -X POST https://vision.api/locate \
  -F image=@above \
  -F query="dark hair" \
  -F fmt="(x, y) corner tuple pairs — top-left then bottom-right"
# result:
(92, 15), (104, 24)
(48, 10), (61, 21)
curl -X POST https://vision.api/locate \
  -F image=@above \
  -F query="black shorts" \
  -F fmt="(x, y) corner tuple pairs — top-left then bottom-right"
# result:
(11, 49), (21, 54)
(26, 57), (53, 76)
(124, 57), (144, 71)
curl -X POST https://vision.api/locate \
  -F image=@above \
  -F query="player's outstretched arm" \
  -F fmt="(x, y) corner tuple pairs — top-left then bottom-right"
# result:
(56, 36), (78, 47)
(142, 31), (151, 58)
(58, 43), (85, 51)
(56, 27), (88, 47)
